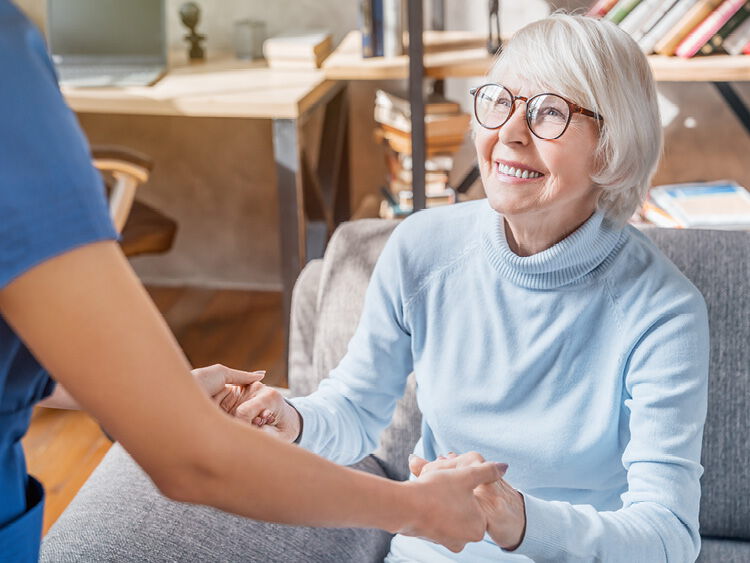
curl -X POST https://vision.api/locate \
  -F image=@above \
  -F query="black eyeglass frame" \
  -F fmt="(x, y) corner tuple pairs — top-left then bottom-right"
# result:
(469, 83), (604, 140)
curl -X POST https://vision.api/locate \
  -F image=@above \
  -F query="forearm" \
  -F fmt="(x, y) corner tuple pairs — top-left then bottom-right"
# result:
(290, 380), (384, 464)
(182, 408), (416, 530)
(37, 382), (80, 409)
(507, 494), (697, 562)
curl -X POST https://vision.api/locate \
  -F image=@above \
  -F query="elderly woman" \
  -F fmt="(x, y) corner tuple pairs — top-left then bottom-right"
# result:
(226, 13), (708, 562)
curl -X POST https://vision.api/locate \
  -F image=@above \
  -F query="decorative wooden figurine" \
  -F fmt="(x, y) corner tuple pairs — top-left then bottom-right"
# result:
(180, 2), (206, 61)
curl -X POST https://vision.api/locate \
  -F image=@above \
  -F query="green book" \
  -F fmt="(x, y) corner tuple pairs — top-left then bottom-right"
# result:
(698, 2), (750, 55)
(605, 0), (644, 24)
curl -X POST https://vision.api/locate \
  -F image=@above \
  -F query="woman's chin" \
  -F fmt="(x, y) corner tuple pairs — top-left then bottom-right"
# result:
(486, 191), (535, 218)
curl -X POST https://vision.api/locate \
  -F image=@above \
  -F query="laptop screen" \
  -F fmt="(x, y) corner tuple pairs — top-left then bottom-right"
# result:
(47, 0), (166, 62)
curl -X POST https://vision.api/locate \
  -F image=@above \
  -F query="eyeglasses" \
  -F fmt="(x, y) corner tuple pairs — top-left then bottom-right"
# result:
(470, 83), (604, 140)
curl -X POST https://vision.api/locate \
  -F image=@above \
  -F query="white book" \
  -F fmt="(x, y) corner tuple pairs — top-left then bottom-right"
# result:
(619, 0), (666, 36)
(638, 0), (700, 53)
(383, 0), (405, 57)
(650, 181), (750, 228)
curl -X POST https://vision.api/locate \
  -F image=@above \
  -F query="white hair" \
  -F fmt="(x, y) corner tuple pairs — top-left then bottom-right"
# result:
(483, 13), (662, 225)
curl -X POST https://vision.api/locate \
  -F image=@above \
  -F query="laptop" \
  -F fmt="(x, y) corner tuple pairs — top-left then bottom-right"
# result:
(47, 0), (167, 87)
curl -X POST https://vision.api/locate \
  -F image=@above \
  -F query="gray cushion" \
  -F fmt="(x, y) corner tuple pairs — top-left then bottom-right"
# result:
(288, 259), (323, 398)
(41, 444), (393, 562)
(698, 537), (750, 562)
(642, 227), (750, 540)
(301, 219), (420, 480)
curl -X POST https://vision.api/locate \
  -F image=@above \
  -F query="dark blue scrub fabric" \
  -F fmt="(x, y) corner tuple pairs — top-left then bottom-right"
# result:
(0, 1), (117, 560)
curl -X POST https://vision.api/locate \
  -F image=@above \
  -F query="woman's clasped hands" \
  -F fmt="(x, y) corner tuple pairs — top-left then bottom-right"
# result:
(190, 364), (515, 553)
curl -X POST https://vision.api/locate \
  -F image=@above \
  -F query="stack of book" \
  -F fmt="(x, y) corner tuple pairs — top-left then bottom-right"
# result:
(374, 89), (469, 218)
(588, 0), (750, 57)
(262, 31), (333, 69)
(637, 180), (750, 228)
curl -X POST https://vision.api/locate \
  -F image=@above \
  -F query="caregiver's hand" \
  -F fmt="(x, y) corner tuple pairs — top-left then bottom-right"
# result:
(410, 451), (526, 551)
(401, 460), (510, 553)
(191, 364), (266, 405)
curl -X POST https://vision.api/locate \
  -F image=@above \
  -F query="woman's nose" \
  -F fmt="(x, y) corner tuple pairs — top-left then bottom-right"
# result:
(499, 101), (530, 146)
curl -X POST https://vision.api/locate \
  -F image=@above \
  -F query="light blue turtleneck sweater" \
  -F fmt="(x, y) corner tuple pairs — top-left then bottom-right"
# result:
(291, 199), (709, 562)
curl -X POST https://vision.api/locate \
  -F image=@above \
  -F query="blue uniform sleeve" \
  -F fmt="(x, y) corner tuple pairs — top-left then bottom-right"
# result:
(0, 3), (117, 289)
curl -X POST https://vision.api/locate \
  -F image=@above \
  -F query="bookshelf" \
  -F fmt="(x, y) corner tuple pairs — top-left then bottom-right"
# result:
(325, 31), (750, 82)
(323, 4), (750, 211)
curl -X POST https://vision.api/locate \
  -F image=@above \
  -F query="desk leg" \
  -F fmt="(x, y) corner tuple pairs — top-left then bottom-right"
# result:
(273, 118), (304, 381)
(713, 82), (750, 137)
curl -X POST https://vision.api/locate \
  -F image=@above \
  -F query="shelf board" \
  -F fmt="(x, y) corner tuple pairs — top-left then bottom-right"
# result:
(323, 31), (750, 83)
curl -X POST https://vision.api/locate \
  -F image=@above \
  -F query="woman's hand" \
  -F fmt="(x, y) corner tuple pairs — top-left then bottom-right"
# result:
(400, 460), (509, 553)
(410, 452), (526, 551)
(190, 364), (266, 405)
(224, 382), (302, 443)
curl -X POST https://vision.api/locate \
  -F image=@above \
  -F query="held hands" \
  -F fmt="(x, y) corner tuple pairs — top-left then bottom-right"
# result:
(399, 458), (509, 553)
(410, 452), (526, 551)
(190, 364), (301, 442)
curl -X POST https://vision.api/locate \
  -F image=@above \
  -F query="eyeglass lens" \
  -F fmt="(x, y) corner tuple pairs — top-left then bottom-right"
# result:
(475, 84), (571, 139)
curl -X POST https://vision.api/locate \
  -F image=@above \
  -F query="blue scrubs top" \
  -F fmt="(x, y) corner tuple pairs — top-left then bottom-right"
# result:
(0, 2), (117, 560)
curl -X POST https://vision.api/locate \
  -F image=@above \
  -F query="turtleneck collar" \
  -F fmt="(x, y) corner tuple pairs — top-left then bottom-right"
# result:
(480, 200), (626, 290)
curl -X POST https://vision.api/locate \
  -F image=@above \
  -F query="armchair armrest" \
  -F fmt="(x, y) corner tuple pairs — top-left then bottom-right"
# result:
(91, 145), (154, 232)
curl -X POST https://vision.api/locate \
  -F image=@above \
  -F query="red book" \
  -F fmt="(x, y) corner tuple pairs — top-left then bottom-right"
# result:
(675, 0), (748, 57)
(744, 39), (750, 53)
(586, 0), (620, 18)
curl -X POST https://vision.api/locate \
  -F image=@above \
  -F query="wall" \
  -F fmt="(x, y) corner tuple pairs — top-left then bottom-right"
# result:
(13, 0), (750, 289)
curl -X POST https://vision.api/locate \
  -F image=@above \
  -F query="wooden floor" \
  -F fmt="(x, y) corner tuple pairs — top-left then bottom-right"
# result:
(22, 286), (284, 535)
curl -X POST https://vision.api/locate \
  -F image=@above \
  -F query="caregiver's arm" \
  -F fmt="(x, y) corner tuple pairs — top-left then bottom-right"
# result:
(0, 240), (502, 552)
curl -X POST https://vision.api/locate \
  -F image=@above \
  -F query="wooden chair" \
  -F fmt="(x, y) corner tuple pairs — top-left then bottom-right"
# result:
(91, 145), (177, 257)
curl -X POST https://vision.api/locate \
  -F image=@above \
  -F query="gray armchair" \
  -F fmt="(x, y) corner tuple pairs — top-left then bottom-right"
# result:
(41, 219), (749, 562)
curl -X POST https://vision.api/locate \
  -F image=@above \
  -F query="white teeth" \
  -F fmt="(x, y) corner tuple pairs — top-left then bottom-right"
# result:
(498, 163), (542, 179)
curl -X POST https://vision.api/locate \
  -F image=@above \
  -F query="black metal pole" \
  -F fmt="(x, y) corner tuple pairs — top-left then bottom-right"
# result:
(713, 82), (750, 137)
(408, 0), (426, 212)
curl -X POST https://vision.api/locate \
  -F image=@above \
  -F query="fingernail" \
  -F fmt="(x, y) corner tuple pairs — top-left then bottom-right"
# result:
(495, 462), (509, 475)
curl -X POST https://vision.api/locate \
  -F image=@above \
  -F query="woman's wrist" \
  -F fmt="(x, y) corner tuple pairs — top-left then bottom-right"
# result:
(499, 490), (526, 551)
(487, 486), (527, 551)
(283, 399), (304, 444)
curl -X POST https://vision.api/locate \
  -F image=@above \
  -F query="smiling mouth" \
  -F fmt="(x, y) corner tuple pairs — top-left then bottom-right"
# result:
(495, 162), (544, 180)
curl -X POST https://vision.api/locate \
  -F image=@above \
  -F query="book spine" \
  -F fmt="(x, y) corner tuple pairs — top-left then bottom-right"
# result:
(361, 0), (375, 58)
(675, 0), (747, 58)
(631, 0), (681, 42)
(383, 0), (404, 57)
(587, 0), (620, 18)
(372, 0), (384, 57)
(638, 0), (701, 54)
(699, 4), (750, 54)
(724, 14), (750, 54)
(619, 0), (663, 35)
(653, 0), (723, 56)
(605, 0), (644, 24)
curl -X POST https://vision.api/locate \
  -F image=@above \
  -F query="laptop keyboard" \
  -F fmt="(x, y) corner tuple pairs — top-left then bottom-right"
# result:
(57, 65), (165, 87)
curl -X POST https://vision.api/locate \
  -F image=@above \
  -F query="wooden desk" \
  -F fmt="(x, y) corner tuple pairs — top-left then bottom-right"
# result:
(63, 58), (350, 374)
